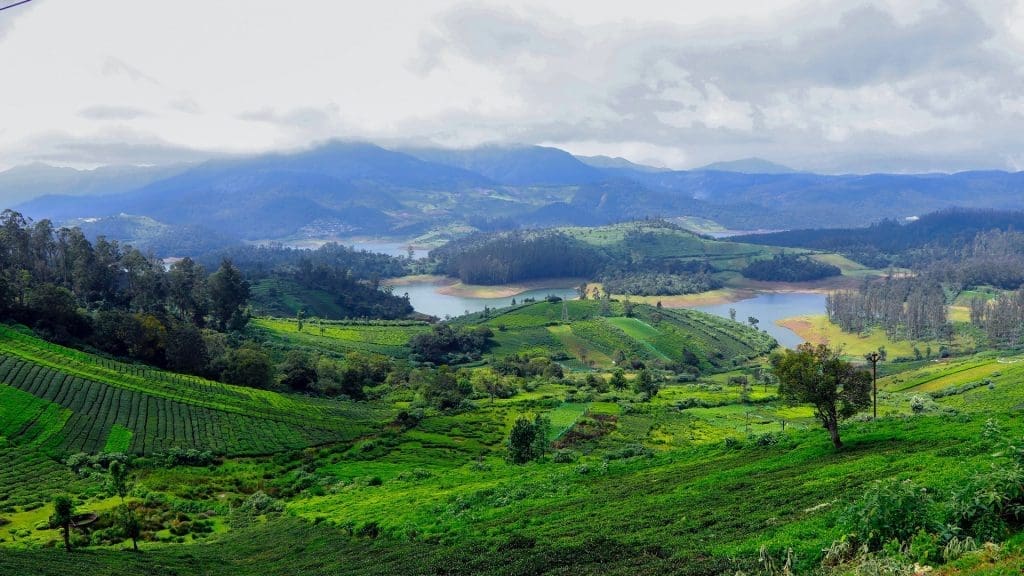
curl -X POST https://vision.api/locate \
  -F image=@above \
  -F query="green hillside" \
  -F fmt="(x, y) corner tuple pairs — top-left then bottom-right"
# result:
(458, 300), (777, 371)
(558, 221), (784, 273)
(0, 325), (383, 456)
(2, 386), (1022, 574)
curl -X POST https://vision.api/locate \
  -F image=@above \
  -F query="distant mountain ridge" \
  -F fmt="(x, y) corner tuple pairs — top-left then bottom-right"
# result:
(10, 141), (1024, 256)
(0, 162), (188, 207)
(696, 158), (796, 174)
(402, 145), (604, 186)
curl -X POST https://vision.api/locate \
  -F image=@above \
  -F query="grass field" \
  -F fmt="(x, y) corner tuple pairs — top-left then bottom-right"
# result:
(251, 317), (430, 358)
(777, 314), (964, 359)
(4, 299), (1024, 574)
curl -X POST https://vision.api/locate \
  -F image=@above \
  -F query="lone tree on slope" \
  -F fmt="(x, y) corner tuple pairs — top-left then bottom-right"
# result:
(52, 495), (74, 552)
(771, 343), (871, 450)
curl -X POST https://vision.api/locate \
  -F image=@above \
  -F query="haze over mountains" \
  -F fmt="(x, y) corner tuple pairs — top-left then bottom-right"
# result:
(9, 141), (1024, 255)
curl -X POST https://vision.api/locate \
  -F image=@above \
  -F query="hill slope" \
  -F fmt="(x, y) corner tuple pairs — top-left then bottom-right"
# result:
(457, 300), (777, 372)
(0, 325), (383, 456)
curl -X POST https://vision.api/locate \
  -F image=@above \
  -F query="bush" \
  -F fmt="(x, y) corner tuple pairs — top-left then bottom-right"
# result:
(841, 479), (938, 551)
(552, 450), (577, 463)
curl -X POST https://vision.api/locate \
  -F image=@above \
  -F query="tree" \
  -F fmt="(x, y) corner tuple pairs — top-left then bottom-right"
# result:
(279, 350), (317, 392)
(610, 369), (627, 390)
(208, 259), (250, 331)
(165, 323), (209, 375)
(168, 257), (208, 326)
(635, 368), (660, 399)
(109, 461), (139, 551)
(507, 414), (550, 464)
(51, 495), (74, 552)
(221, 346), (275, 389)
(729, 308), (737, 321)
(771, 343), (871, 450)
(420, 366), (470, 411)
(748, 316), (759, 329)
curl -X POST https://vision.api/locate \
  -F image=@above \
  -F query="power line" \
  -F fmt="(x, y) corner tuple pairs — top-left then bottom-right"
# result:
(0, 0), (34, 13)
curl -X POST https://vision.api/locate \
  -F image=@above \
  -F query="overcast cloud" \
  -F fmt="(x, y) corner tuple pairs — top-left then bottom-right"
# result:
(1, 0), (1023, 172)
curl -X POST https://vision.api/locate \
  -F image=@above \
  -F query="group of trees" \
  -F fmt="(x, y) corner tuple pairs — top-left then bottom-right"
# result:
(599, 271), (721, 296)
(741, 253), (841, 282)
(431, 231), (605, 285)
(219, 243), (414, 320)
(409, 324), (494, 364)
(827, 276), (949, 341)
(969, 288), (1024, 347)
(0, 210), (253, 371)
(0, 210), (417, 394)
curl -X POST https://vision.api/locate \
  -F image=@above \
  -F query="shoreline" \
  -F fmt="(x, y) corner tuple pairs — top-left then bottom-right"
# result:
(387, 275), (839, 307)
(385, 275), (584, 299)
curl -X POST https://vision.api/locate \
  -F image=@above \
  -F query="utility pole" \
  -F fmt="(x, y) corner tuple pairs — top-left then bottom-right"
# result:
(865, 351), (881, 419)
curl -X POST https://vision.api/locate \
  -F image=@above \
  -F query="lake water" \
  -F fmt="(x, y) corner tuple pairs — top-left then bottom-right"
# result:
(695, 292), (826, 348)
(396, 283), (579, 319)
(348, 241), (425, 259)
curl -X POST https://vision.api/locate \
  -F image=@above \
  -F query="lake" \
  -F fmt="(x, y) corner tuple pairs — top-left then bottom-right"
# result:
(349, 241), (425, 259)
(695, 292), (826, 348)
(397, 282), (579, 319)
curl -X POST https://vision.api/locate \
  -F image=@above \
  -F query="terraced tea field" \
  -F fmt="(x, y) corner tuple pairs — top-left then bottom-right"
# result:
(0, 326), (385, 456)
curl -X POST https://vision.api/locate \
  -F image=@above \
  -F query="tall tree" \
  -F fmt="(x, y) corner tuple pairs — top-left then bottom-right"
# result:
(109, 461), (139, 551)
(771, 343), (871, 450)
(51, 495), (74, 552)
(208, 259), (249, 331)
(168, 257), (208, 326)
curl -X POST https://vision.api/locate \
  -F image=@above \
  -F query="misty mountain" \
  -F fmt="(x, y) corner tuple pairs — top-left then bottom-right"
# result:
(574, 155), (668, 173)
(17, 142), (491, 241)
(403, 145), (605, 186)
(0, 162), (188, 206)
(13, 142), (1024, 253)
(695, 157), (796, 174)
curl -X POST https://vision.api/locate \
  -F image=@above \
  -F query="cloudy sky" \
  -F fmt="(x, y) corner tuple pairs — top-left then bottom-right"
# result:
(2, 0), (1024, 173)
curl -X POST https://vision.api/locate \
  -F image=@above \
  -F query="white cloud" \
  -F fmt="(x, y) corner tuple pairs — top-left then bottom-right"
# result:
(0, 0), (1021, 172)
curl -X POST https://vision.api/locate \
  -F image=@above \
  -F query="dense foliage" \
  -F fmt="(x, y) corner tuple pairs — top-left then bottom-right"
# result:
(741, 253), (841, 282)
(739, 209), (1024, 288)
(969, 287), (1024, 348)
(827, 276), (949, 341)
(771, 343), (872, 449)
(599, 271), (721, 296)
(209, 243), (413, 319)
(431, 231), (605, 285)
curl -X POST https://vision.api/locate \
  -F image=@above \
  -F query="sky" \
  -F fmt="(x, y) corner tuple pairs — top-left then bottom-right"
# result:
(2, 0), (1024, 173)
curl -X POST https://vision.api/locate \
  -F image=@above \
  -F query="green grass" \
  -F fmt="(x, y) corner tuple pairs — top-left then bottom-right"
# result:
(4, 315), (1024, 575)
(2, 411), (997, 575)
(251, 317), (430, 358)
(102, 424), (132, 453)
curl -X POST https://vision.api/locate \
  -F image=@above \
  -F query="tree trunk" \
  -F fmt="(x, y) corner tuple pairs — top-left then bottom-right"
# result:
(63, 525), (70, 552)
(132, 535), (138, 552)
(826, 419), (843, 450)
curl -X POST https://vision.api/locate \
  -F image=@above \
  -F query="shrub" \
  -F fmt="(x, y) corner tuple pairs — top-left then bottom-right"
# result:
(841, 479), (938, 551)
(552, 450), (577, 463)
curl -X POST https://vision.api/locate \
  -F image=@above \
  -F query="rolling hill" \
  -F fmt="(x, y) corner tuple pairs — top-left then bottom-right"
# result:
(455, 300), (777, 372)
